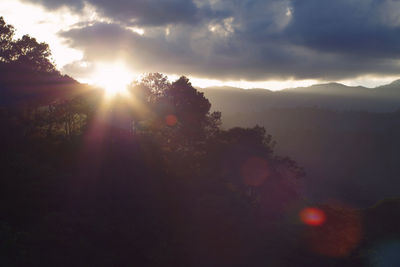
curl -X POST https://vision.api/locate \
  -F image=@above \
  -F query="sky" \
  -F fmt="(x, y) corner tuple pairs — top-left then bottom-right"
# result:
(2, 0), (400, 90)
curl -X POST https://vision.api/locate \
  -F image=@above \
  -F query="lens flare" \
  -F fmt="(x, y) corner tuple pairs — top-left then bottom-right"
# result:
(240, 157), (270, 186)
(165, 114), (178, 126)
(300, 207), (326, 226)
(303, 205), (363, 258)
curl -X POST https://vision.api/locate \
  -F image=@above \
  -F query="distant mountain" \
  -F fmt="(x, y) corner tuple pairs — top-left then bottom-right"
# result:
(199, 81), (400, 207)
(221, 106), (400, 208)
(199, 80), (400, 114)
(371, 79), (400, 97)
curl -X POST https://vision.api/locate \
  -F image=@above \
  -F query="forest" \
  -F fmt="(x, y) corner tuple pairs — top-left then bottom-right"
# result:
(1, 16), (400, 266)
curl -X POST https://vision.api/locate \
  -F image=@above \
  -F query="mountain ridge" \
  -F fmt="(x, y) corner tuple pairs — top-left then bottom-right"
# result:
(199, 79), (400, 113)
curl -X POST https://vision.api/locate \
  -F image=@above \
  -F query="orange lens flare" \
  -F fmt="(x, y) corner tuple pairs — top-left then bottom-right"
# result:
(165, 114), (178, 126)
(240, 157), (270, 186)
(300, 207), (326, 226)
(302, 205), (363, 258)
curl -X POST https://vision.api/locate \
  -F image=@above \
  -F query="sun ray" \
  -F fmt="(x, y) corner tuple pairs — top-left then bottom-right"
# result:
(91, 62), (134, 97)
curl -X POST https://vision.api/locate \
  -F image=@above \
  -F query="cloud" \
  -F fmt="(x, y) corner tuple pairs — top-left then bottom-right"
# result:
(62, 60), (95, 80)
(23, 0), (222, 26)
(26, 0), (400, 80)
(286, 0), (400, 58)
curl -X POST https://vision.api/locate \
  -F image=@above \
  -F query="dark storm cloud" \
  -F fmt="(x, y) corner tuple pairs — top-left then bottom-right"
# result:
(21, 0), (84, 11)
(23, 0), (222, 26)
(28, 0), (400, 80)
(286, 0), (400, 58)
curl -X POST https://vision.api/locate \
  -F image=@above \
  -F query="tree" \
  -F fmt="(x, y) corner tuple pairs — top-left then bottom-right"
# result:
(163, 76), (212, 142)
(204, 125), (303, 212)
(0, 16), (56, 73)
(131, 74), (220, 146)
(138, 72), (170, 102)
(13, 35), (56, 73)
(0, 17), (15, 63)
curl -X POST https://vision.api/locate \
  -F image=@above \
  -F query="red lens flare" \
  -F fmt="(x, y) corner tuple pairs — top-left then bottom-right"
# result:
(302, 205), (363, 258)
(240, 157), (270, 186)
(165, 114), (178, 126)
(300, 207), (326, 226)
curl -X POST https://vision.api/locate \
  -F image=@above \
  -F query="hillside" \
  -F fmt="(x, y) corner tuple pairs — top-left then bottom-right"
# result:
(222, 107), (400, 206)
(198, 81), (400, 206)
(199, 80), (400, 113)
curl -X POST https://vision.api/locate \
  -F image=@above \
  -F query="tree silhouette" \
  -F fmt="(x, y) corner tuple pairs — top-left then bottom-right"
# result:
(13, 35), (56, 73)
(0, 17), (55, 73)
(0, 17), (15, 63)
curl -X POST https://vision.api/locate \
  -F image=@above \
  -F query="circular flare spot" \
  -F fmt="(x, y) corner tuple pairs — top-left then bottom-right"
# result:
(165, 115), (178, 126)
(303, 205), (363, 258)
(300, 207), (326, 226)
(240, 157), (270, 186)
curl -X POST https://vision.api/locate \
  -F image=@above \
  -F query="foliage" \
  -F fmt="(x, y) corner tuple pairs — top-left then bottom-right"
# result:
(0, 17), (55, 73)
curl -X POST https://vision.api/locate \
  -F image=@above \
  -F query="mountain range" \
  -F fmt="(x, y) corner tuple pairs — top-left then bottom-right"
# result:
(199, 79), (400, 114)
(199, 80), (400, 207)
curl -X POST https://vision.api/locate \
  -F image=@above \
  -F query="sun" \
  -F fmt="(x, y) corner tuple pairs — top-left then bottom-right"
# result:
(91, 63), (134, 97)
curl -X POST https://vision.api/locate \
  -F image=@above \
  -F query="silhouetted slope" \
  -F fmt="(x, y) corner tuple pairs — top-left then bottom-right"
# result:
(222, 107), (400, 207)
(0, 63), (92, 107)
(373, 79), (400, 97)
(200, 82), (400, 207)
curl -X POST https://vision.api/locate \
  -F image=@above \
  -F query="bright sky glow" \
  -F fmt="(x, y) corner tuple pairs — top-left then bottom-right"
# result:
(0, 0), (83, 67)
(190, 77), (319, 90)
(90, 62), (135, 97)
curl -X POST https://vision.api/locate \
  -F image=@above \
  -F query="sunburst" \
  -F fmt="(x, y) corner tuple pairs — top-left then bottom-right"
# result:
(91, 62), (134, 97)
